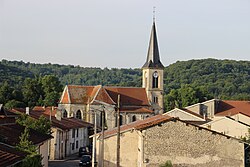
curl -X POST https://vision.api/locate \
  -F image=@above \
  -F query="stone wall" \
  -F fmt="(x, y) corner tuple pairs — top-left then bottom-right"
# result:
(143, 120), (244, 167)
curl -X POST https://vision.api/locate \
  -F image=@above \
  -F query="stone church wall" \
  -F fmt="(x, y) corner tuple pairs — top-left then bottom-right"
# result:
(144, 120), (244, 167)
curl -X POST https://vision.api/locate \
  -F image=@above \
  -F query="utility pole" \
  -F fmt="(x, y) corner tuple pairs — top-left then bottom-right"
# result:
(92, 110), (97, 167)
(116, 94), (120, 167)
(101, 107), (105, 167)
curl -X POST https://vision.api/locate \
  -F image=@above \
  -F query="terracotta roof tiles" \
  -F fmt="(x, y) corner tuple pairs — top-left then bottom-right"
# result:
(100, 115), (173, 138)
(0, 124), (52, 146)
(104, 87), (150, 106)
(0, 143), (27, 167)
(10, 108), (93, 131)
(215, 100), (250, 117)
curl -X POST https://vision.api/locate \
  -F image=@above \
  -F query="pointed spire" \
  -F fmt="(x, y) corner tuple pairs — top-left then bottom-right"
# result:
(142, 21), (164, 69)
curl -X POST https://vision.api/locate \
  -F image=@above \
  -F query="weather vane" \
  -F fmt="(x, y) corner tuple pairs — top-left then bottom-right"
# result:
(153, 6), (156, 22)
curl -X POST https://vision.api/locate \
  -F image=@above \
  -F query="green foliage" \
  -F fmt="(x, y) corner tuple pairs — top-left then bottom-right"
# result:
(0, 59), (249, 111)
(15, 127), (43, 167)
(159, 160), (173, 167)
(16, 114), (51, 135)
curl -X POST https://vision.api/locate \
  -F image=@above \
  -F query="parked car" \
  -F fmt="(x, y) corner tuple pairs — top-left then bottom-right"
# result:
(79, 155), (91, 167)
(79, 146), (91, 157)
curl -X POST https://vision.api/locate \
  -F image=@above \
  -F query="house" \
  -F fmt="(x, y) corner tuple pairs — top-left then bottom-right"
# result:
(183, 99), (250, 121)
(0, 123), (52, 167)
(0, 143), (27, 167)
(201, 116), (250, 138)
(0, 104), (52, 167)
(95, 115), (248, 167)
(164, 108), (206, 121)
(58, 20), (165, 129)
(11, 107), (93, 160)
(165, 100), (250, 139)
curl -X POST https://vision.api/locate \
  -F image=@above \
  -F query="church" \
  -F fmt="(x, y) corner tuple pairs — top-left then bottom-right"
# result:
(58, 20), (165, 129)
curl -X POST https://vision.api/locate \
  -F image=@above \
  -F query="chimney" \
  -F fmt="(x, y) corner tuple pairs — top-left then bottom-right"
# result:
(203, 112), (206, 120)
(26, 107), (30, 115)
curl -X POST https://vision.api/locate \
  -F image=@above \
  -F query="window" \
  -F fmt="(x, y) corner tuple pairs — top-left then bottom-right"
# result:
(76, 110), (82, 119)
(72, 129), (75, 138)
(132, 115), (136, 122)
(119, 115), (123, 126)
(152, 71), (159, 88)
(72, 142), (75, 150)
(76, 129), (79, 138)
(63, 110), (67, 118)
(153, 96), (158, 104)
(76, 141), (79, 149)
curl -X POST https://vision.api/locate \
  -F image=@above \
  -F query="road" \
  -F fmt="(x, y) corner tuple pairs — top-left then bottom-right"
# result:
(49, 154), (81, 167)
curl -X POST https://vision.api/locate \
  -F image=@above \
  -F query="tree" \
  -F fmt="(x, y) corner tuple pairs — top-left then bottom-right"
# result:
(41, 75), (63, 106)
(0, 81), (13, 104)
(16, 114), (51, 135)
(15, 127), (43, 167)
(22, 78), (44, 107)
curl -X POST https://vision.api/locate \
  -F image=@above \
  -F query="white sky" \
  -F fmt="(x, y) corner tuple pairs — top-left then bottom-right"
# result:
(0, 0), (249, 68)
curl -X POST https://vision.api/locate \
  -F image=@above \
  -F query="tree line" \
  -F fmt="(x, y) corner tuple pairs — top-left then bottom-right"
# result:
(0, 58), (249, 111)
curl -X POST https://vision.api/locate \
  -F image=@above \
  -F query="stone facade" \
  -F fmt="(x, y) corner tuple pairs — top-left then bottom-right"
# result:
(143, 121), (244, 167)
(96, 118), (245, 167)
(142, 69), (164, 114)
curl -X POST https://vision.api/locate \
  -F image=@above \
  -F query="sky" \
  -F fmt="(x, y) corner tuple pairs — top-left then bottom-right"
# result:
(0, 0), (249, 68)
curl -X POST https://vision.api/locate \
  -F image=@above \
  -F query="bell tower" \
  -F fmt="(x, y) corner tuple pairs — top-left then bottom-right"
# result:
(142, 20), (164, 114)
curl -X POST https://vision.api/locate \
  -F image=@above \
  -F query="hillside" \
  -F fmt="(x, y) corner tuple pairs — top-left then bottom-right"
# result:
(0, 59), (249, 110)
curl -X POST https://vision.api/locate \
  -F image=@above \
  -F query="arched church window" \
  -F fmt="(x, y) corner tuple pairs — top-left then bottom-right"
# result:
(63, 110), (68, 118)
(76, 110), (82, 119)
(152, 71), (158, 88)
(132, 115), (136, 122)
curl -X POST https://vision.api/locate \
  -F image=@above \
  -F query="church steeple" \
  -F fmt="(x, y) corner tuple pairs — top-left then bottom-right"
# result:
(142, 20), (164, 114)
(142, 21), (164, 69)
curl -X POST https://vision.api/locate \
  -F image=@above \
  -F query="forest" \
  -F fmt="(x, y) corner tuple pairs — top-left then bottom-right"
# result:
(0, 59), (249, 111)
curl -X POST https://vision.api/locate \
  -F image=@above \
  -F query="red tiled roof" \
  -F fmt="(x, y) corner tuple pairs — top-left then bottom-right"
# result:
(0, 124), (52, 146)
(10, 108), (93, 131)
(120, 107), (153, 113)
(67, 85), (96, 104)
(92, 87), (115, 105)
(215, 100), (250, 117)
(0, 116), (16, 125)
(104, 87), (150, 106)
(100, 115), (173, 138)
(0, 143), (27, 167)
(33, 106), (57, 117)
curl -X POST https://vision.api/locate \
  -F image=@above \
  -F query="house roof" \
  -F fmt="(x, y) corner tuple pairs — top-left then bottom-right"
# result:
(99, 115), (174, 138)
(0, 124), (52, 146)
(215, 100), (250, 117)
(10, 108), (93, 131)
(60, 85), (150, 108)
(0, 116), (16, 125)
(98, 114), (242, 142)
(120, 106), (153, 114)
(104, 87), (150, 106)
(0, 143), (27, 167)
